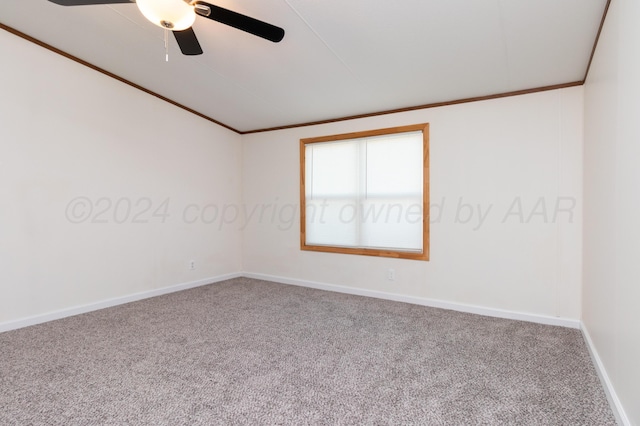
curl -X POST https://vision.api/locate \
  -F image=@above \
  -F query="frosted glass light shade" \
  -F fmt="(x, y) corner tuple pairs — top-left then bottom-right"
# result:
(137, 0), (196, 31)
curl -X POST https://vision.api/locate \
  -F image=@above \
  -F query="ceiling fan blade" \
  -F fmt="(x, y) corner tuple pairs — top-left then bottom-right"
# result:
(173, 28), (203, 55)
(48, 0), (131, 5)
(194, 1), (284, 43)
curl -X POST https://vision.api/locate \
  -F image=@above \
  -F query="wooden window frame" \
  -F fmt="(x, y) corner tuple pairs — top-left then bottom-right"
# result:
(300, 123), (430, 261)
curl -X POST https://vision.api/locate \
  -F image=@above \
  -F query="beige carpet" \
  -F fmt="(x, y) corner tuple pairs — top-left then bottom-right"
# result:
(0, 277), (616, 425)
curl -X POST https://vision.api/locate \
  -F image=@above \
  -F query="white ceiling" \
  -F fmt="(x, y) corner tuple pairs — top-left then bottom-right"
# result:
(0, 0), (608, 133)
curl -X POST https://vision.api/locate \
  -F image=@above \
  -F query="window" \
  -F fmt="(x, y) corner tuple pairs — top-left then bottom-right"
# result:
(300, 123), (429, 260)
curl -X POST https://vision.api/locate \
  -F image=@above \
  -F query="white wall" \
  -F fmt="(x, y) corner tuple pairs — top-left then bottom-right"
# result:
(0, 30), (243, 326)
(242, 87), (584, 321)
(2, 10), (632, 420)
(583, 0), (640, 423)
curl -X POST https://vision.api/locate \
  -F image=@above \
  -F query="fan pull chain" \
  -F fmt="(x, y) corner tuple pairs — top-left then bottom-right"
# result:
(164, 28), (169, 62)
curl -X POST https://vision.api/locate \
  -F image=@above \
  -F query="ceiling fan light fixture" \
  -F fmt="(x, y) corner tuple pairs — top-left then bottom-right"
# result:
(136, 0), (196, 31)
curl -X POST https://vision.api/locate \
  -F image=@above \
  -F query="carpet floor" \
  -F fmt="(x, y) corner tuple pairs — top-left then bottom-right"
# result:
(0, 277), (616, 425)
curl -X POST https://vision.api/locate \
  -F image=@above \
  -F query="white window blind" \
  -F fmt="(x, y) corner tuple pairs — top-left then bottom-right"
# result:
(305, 130), (424, 252)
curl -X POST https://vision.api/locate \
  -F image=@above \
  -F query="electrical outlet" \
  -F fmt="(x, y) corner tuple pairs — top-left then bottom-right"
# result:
(387, 269), (395, 281)
(189, 260), (196, 270)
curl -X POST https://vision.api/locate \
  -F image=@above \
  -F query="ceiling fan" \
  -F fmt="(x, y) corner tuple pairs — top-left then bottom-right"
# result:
(48, 0), (285, 56)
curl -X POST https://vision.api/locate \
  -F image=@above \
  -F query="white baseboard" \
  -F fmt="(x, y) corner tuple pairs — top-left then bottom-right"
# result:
(1, 271), (580, 333)
(242, 272), (581, 329)
(581, 324), (630, 426)
(0, 272), (242, 333)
